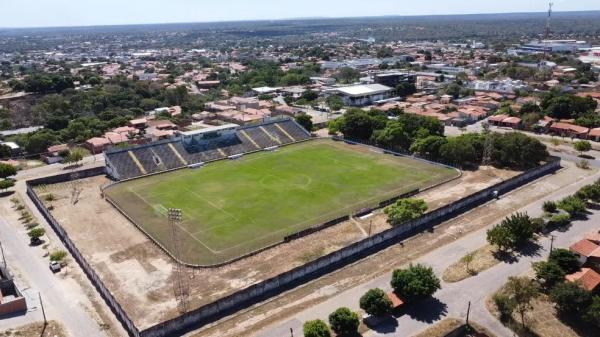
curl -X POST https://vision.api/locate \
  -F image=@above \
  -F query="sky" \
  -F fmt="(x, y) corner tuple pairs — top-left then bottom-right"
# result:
(1, 0), (600, 28)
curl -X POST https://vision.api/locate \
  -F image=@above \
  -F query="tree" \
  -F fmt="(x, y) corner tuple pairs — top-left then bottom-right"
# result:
(337, 109), (377, 140)
(574, 140), (592, 156)
(461, 251), (476, 274)
(328, 307), (359, 337)
(504, 276), (540, 329)
(360, 288), (393, 317)
(533, 261), (565, 288)
(486, 213), (536, 251)
(410, 135), (447, 159)
(583, 296), (600, 327)
(0, 179), (15, 192)
(384, 198), (428, 226)
(303, 319), (331, 337)
(27, 227), (45, 239)
(396, 82), (417, 97)
(576, 184), (600, 203)
(557, 196), (587, 216)
(549, 249), (581, 274)
(550, 282), (593, 315)
(391, 264), (441, 302)
(0, 144), (11, 158)
(493, 293), (516, 322)
(326, 95), (343, 111)
(295, 114), (313, 132)
(0, 163), (17, 179)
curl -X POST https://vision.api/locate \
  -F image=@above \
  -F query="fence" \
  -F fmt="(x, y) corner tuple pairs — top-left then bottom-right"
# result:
(26, 167), (141, 337)
(26, 157), (561, 337)
(140, 157), (561, 337)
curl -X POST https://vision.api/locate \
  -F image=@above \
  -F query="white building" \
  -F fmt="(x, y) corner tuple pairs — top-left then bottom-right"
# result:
(327, 84), (394, 106)
(467, 80), (529, 94)
(580, 48), (600, 65)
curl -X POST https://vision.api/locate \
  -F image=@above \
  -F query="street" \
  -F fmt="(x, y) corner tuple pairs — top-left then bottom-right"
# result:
(253, 168), (600, 337)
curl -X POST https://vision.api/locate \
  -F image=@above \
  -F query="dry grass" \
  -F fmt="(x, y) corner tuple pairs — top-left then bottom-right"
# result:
(414, 318), (495, 337)
(414, 318), (464, 337)
(0, 321), (67, 337)
(487, 291), (591, 337)
(442, 245), (500, 283)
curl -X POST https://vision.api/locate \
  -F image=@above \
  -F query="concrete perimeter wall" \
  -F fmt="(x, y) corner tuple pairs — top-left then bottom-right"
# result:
(26, 158), (561, 337)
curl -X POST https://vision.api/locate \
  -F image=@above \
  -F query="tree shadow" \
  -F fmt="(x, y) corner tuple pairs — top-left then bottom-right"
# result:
(364, 315), (399, 334)
(517, 241), (543, 258)
(555, 312), (599, 337)
(0, 191), (15, 198)
(492, 250), (519, 264)
(403, 297), (448, 323)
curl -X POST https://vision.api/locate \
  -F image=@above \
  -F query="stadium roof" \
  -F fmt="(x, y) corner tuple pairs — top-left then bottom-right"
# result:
(333, 84), (393, 97)
(179, 124), (239, 137)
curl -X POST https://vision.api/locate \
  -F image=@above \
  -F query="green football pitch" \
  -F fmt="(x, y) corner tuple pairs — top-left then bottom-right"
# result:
(104, 139), (459, 266)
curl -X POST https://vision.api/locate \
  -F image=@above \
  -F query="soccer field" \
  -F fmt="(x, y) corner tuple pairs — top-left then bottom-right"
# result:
(104, 139), (459, 266)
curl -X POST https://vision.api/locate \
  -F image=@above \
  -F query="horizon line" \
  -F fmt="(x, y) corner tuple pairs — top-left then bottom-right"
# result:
(1, 9), (599, 30)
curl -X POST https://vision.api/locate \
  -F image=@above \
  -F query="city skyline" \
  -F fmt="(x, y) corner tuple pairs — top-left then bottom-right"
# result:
(2, 0), (600, 28)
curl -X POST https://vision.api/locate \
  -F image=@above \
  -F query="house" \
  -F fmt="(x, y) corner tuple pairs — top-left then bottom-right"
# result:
(570, 239), (600, 266)
(0, 141), (21, 156)
(566, 268), (600, 293)
(0, 266), (27, 316)
(43, 144), (69, 164)
(328, 84), (394, 106)
(549, 122), (590, 139)
(589, 128), (600, 142)
(85, 137), (111, 153)
(487, 114), (510, 126)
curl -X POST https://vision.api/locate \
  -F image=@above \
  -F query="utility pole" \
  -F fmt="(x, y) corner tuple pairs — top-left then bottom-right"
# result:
(368, 220), (373, 237)
(39, 293), (47, 326)
(549, 235), (556, 256)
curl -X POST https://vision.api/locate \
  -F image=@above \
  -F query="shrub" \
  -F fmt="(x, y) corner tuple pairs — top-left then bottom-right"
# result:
(542, 200), (557, 213)
(328, 307), (359, 337)
(493, 293), (516, 322)
(557, 196), (587, 216)
(533, 261), (565, 288)
(27, 227), (45, 238)
(359, 288), (393, 317)
(44, 193), (56, 202)
(548, 213), (571, 227)
(49, 250), (68, 262)
(303, 320), (331, 337)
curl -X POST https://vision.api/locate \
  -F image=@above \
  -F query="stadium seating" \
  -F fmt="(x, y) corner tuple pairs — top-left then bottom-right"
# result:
(105, 118), (312, 180)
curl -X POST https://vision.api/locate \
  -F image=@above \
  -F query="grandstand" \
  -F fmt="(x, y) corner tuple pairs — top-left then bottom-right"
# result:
(105, 118), (311, 181)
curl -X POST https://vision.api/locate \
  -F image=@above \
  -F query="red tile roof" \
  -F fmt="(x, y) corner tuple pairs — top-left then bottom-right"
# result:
(566, 268), (600, 292)
(570, 239), (600, 258)
(387, 292), (405, 309)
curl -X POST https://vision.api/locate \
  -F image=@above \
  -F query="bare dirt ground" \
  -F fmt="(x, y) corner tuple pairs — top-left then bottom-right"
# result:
(36, 165), (541, 331)
(0, 321), (66, 337)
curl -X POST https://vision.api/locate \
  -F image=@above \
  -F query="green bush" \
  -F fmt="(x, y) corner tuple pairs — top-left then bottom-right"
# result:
(548, 213), (571, 227)
(542, 200), (557, 213)
(359, 288), (393, 317)
(328, 307), (359, 336)
(303, 319), (331, 337)
(493, 293), (516, 322)
(49, 250), (68, 262)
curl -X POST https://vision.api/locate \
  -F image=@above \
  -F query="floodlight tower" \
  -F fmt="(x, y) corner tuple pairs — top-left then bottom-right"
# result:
(168, 208), (190, 314)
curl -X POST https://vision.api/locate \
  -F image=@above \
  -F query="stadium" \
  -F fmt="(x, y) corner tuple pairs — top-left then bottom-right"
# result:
(102, 117), (459, 266)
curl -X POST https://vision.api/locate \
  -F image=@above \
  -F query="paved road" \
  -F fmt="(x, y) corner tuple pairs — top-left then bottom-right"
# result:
(0, 215), (105, 336)
(0, 154), (111, 335)
(254, 169), (600, 337)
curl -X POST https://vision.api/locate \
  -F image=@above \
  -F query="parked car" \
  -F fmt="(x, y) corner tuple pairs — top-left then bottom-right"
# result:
(49, 261), (61, 273)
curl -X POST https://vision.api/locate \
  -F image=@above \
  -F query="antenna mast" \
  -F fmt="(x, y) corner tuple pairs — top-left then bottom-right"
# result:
(545, 2), (553, 40)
